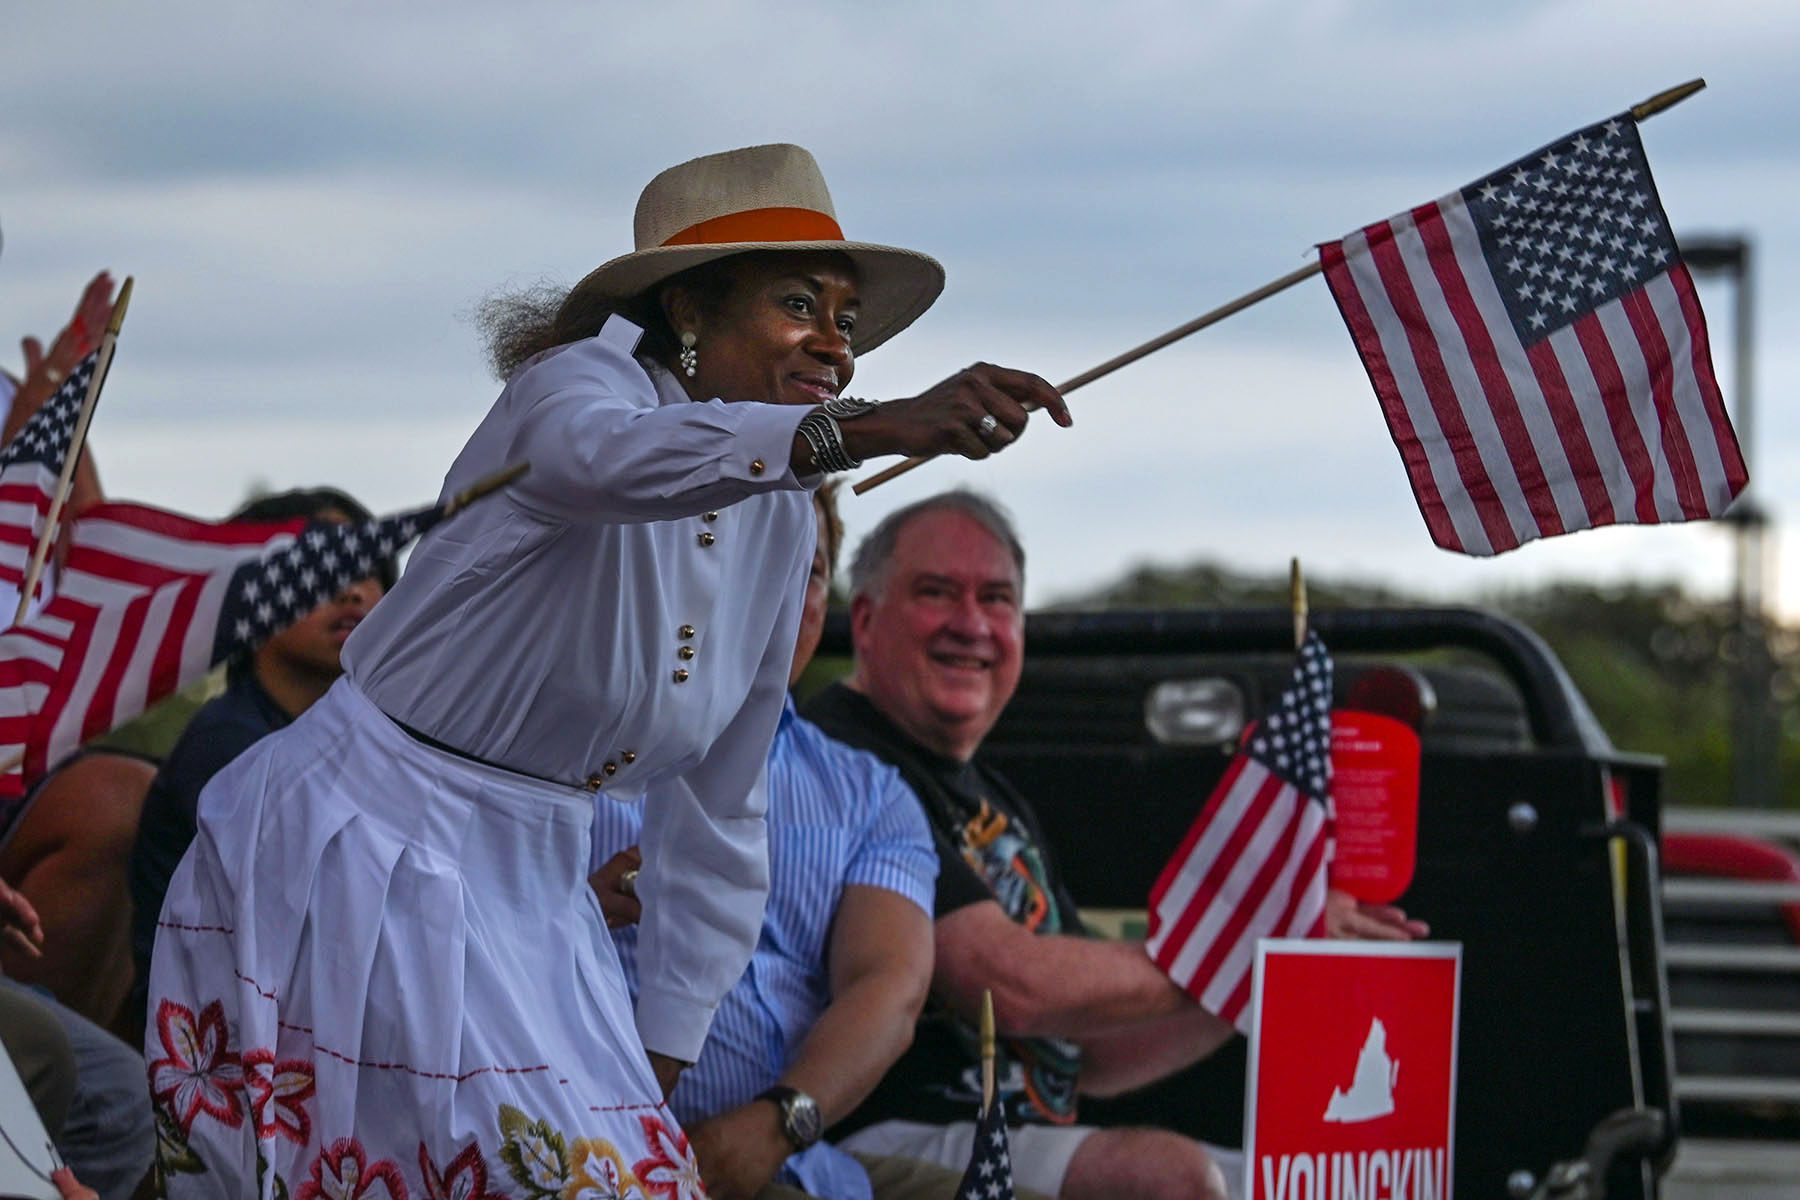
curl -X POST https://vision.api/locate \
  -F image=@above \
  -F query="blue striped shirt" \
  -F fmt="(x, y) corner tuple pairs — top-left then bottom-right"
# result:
(593, 697), (938, 1200)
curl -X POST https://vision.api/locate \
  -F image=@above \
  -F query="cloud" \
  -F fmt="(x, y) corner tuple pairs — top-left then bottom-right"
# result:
(4, 0), (1797, 616)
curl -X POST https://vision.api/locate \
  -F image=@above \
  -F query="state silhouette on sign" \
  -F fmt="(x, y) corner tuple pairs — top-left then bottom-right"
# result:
(1324, 1017), (1399, 1124)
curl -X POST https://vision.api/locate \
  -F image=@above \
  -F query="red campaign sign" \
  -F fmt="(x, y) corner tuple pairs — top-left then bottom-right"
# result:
(1246, 941), (1462, 1200)
(1329, 711), (1422, 904)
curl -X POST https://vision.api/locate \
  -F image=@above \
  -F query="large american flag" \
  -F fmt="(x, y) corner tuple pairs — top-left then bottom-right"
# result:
(0, 351), (99, 619)
(1320, 112), (1745, 556)
(1146, 634), (1333, 1032)
(0, 499), (436, 816)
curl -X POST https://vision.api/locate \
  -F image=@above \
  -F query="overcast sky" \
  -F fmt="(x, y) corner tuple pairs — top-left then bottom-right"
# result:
(4, 1), (1796, 612)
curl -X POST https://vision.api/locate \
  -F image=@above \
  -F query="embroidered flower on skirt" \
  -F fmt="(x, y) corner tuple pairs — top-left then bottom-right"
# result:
(296, 1138), (409, 1200)
(152, 1073), (674, 1200)
(419, 1141), (510, 1200)
(631, 1115), (705, 1200)
(148, 999), (246, 1137)
(566, 1138), (649, 1200)
(244, 1049), (317, 1146)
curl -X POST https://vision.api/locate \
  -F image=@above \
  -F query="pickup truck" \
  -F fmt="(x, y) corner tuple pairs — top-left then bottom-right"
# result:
(824, 605), (1797, 1199)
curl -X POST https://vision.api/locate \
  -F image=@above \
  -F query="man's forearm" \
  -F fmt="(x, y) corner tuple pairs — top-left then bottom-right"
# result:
(1075, 1005), (1236, 1097)
(1011, 937), (1192, 1036)
(942, 916), (1194, 1040)
(776, 970), (921, 1125)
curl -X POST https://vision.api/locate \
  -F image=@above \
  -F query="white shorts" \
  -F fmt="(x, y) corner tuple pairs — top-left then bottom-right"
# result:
(840, 1119), (1247, 1200)
(841, 1119), (1092, 1197)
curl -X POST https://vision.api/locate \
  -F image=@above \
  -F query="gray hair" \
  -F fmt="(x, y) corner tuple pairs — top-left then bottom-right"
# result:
(847, 489), (1026, 602)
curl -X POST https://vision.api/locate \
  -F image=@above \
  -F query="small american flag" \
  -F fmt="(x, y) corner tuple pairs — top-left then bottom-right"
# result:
(0, 351), (99, 617)
(1146, 633), (1334, 1032)
(1320, 112), (1745, 555)
(0, 499), (436, 814)
(954, 1100), (1015, 1200)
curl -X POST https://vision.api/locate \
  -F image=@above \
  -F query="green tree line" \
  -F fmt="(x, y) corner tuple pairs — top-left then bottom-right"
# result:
(1057, 561), (1798, 810)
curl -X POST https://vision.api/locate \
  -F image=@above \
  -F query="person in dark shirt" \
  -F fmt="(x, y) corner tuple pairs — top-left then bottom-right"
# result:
(804, 491), (1424, 1200)
(804, 684), (1087, 1125)
(124, 488), (390, 1028)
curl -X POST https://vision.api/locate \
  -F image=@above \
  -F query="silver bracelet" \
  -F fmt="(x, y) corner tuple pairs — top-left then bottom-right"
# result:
(796, 415), (830, 473)
(797, 410), (860, 474)
(813, 410), (859, 471)
(823, 395), (880, 421)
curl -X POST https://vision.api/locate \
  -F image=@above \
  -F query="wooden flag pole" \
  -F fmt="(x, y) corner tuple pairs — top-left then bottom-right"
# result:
(1631, 78), (1705, 121)
(446, 461), (530, 517)
(1290, 558), (1308, 650)
(13, 278), (135, 626)
(852, 262), (1321, 496)
(852, 77), (1708, 498)
(980, 989), (997, 1115)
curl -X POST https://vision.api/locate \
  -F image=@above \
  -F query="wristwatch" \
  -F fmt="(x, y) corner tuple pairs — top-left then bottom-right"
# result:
(757, 1085), (823, 1152)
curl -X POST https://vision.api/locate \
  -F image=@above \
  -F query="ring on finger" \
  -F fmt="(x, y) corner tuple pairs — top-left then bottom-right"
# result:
(620, 869), (639, 897)
(43, 367), (65, 385)
(976, 414), (999, 437)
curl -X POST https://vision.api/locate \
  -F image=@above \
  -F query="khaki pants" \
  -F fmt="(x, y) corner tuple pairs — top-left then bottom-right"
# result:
(751, 1152), (1055, 1200)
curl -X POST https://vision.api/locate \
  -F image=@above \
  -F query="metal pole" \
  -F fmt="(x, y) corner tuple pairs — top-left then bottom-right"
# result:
(1734, 243), (1780, 809)
(1687, 236), (1776, 809)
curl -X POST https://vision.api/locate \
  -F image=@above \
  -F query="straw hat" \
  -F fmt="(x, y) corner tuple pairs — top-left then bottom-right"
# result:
(566, 144), (944, 355)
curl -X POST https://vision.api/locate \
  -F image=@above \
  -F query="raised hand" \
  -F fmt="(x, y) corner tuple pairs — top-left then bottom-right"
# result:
(4, 271), (115, 445)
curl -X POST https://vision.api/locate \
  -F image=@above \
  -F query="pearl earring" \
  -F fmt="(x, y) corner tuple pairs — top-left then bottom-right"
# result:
(679, 331), (698, 378)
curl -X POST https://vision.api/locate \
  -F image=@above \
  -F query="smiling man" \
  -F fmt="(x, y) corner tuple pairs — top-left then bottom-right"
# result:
(802, 490), (1242, 1200)
(804, 491), (1425, 1200)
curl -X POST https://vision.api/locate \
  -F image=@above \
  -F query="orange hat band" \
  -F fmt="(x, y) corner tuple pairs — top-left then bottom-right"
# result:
(660, 206), (846, 248)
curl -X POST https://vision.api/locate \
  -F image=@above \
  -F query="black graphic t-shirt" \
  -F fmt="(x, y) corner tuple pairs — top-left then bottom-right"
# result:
(803, 683), (1086, 1129)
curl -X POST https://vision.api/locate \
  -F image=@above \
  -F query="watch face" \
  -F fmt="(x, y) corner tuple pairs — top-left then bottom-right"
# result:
(785, 1092), (823, 1148)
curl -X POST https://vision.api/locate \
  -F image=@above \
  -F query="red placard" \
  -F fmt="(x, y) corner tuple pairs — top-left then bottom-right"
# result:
(1246, 941), (1461, 1200)
(1329, 711), (1422, 904)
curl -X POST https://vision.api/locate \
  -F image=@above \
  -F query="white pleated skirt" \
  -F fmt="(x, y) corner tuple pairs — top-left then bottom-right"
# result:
(146, 677), (702, 1200)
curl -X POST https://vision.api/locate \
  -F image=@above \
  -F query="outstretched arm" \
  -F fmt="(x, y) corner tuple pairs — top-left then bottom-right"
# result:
(933, 902), (1240, 1099)
(1076, 1006), (1236, 1097)
(933, 899), (1192, 1040)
